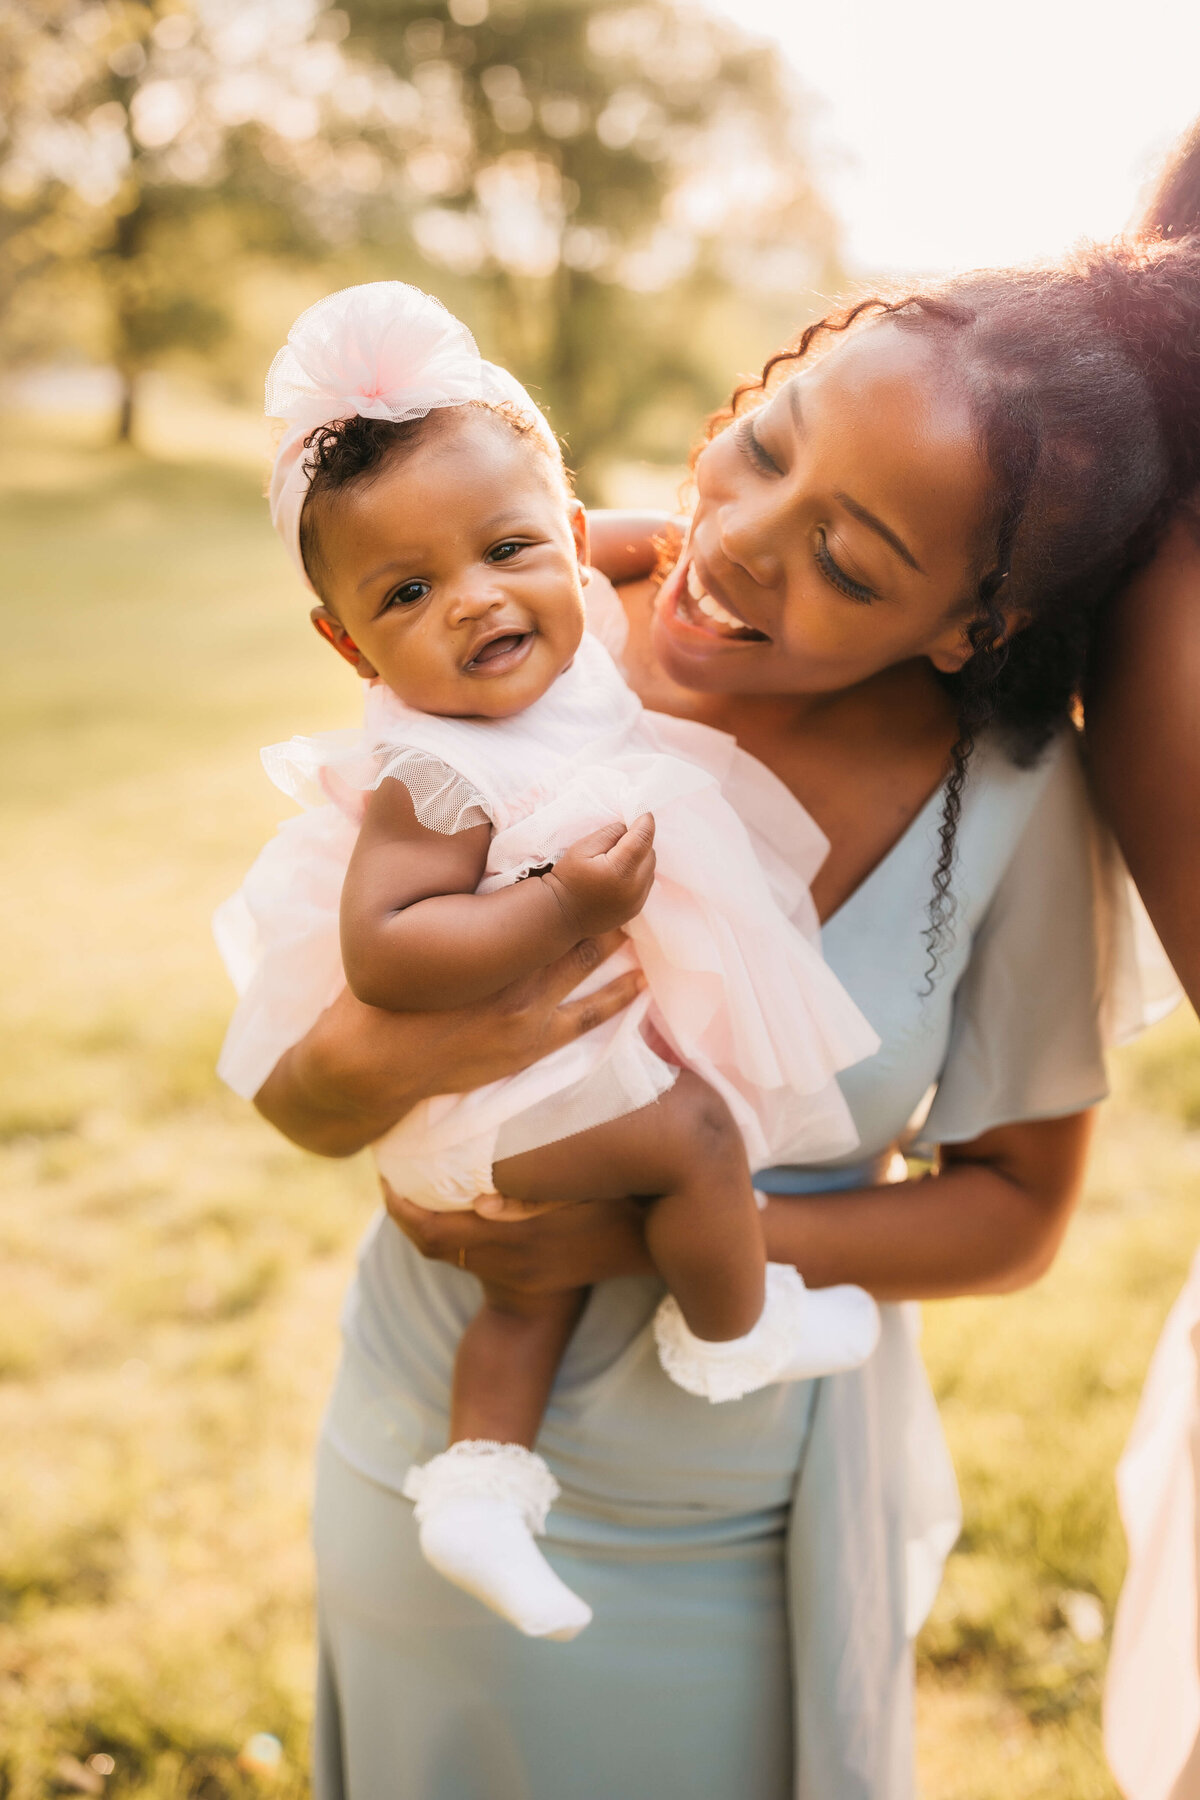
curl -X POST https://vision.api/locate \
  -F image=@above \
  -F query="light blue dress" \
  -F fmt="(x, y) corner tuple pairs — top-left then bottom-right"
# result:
(308, 728), (1167, 1800)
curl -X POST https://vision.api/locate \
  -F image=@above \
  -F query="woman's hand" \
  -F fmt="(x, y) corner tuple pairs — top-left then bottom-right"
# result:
(254, 931), (644, 1158)
(382, 1183), (654, 1294)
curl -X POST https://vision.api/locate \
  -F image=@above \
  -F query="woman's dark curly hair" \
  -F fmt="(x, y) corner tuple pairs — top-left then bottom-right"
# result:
(700, 213), (1200, 980)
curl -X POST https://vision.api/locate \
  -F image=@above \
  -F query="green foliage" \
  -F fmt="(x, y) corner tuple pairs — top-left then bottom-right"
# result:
(1, 2), (839, 477)
(0, 0), (392, 439)
(340, 0), (840, 485)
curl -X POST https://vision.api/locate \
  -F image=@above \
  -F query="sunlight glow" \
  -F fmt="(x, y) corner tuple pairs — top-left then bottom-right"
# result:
(708, 0), (1200, 275)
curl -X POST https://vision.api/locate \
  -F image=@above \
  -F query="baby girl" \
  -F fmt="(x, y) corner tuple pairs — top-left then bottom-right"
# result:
(216, 282), (881, 1643)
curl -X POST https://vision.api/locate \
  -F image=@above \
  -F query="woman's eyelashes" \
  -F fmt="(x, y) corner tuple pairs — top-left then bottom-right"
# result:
(735, 415), (780, 475)
(814, 530), (876, 604)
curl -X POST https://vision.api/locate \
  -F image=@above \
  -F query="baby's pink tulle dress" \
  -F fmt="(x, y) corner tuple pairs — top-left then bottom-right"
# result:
(215, 584), (878, 1209)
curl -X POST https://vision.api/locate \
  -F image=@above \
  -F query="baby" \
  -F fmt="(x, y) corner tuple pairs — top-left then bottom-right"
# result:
(217, 282), (881, 1643)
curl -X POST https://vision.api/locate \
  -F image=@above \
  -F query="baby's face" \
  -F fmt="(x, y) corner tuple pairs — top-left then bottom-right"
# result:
(311, 411), (587, 719)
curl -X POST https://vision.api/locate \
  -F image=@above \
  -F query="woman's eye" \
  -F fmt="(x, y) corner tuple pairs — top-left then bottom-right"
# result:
(385, 580), (430, 609)
(735, 415), (780, 476)
(814, 530), (876, 604)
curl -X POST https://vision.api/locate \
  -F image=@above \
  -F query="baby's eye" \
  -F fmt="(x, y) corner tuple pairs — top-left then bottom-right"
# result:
(487, 540), (525, 563)
(385, 579), (430, 609)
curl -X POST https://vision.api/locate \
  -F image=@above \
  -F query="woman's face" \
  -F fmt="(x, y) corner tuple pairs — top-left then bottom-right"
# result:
(653, 322), (994, 697)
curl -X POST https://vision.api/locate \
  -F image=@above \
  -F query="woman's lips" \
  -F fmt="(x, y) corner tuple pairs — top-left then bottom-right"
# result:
(463, 630), (534, 675)
(664, 559), (769, 645)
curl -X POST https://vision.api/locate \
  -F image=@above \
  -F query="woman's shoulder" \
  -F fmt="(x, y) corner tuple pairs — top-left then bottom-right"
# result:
(957, 723), (1086, 879)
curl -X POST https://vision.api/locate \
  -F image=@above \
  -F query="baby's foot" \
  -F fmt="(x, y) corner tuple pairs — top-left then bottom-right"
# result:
(654, 1262), (881, 1403)
(402, 1441), (592, 1642)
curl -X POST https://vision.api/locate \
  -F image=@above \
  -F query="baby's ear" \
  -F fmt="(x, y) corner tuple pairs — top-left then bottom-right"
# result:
(310, 607), (378, 679)
(567, 499), (589, 572)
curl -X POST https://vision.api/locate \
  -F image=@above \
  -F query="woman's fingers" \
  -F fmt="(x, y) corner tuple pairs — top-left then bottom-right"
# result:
(539, 930), (626, 1003)
(380, 1181), (483, 1259)
(548, 968), (644, 1049)
(474, 1192), (577, 1222)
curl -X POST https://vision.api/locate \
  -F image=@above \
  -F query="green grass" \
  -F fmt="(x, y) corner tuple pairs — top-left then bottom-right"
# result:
(1, 408), (1196, 1797)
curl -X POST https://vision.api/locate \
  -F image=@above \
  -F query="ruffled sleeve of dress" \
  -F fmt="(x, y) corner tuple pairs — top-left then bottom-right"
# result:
(915, 730), (1180, 1154)
(367, 748), (491, 834)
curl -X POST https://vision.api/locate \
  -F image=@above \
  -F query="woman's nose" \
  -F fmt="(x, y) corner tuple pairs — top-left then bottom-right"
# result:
(718, 500), (785, 589)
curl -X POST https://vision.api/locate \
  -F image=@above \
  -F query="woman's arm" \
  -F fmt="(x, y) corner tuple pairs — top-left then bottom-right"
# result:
(381, 1110), (1094, 1302)
(1086, 508), (1200, 1008)
(253, 932), (645, 1157)
(761, 1112), (1095, 1301)
(342, 782), (656, 1011)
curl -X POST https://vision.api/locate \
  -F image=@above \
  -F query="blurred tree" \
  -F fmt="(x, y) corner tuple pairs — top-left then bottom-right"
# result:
(0, 0), (407, 442)
(1, 0), (839, 476)
(338, 0), (841, 483)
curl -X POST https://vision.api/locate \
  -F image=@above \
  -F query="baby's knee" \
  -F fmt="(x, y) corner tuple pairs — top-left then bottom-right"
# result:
(665, 1072), (745, 1170)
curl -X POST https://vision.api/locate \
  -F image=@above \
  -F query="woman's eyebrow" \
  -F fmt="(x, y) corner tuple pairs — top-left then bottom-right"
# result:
(832, 491), (925, 574)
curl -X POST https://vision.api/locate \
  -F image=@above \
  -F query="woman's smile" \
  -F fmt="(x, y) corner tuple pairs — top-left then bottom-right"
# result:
(655, 553), (772, 661)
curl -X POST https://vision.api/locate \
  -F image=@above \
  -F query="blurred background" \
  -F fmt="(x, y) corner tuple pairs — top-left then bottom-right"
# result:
(2, 2), (1197, 1795)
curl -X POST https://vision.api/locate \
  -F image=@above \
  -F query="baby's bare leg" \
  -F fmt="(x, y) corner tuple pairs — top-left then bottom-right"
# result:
(451, 1284), (586, 1448)
(409, 1279), (593, 1642)
(493, 1071), (765, 1342)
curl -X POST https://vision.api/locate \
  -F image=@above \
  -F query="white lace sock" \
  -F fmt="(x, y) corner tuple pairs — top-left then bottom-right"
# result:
(402, 1441), (592, 1642)
(654, 1262), (881, 1403)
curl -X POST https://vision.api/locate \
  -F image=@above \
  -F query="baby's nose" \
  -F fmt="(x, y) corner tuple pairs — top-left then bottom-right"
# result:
(446, 576), (504, 623)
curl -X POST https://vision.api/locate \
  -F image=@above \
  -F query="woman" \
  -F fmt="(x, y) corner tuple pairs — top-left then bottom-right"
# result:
(250, 231), (1200, 1798)
(1089, 121), (1200, 1800)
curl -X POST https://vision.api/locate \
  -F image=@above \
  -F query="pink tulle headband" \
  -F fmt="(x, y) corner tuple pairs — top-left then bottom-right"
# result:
(266, 281), (561, 592)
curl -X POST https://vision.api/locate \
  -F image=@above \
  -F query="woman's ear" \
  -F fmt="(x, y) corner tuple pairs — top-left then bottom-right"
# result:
(927, 621), (975, 675)
(568, 499), (590, 573)
(928, 600), (1034, 675)
(310, 607), (379, 679)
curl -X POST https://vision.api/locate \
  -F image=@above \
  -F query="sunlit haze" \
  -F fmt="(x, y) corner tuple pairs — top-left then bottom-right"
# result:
(709, 0), (1200, 275)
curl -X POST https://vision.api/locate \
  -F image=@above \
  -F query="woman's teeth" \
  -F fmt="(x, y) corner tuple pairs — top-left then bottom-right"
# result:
(684, 566), (762, 638)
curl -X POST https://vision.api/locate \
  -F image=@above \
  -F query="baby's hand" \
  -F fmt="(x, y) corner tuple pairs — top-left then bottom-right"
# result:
(545, 815), (656, 938)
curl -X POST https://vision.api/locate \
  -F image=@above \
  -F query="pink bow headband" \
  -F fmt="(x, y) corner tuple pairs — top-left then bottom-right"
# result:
(266, 281), (561, 592)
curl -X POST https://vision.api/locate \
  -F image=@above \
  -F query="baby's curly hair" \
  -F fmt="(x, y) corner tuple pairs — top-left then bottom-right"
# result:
(299, 401), (568, 599)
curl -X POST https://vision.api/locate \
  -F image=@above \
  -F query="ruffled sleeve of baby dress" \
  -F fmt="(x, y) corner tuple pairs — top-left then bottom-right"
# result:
(213, 685), (499, 1104)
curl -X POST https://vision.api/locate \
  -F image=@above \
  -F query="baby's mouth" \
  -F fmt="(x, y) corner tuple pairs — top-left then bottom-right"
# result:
(464, 629), (534, 672)
(677, 564), (768, 641)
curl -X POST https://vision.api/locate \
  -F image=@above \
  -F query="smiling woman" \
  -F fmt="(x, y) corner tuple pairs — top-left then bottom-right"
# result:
(654, 328), (988, 696)
(652, 255), (1199, 969)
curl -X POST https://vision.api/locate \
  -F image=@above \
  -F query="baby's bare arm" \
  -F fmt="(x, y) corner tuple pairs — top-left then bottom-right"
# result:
(588, 510), (683, 584)
(340, 777), (656, 1012)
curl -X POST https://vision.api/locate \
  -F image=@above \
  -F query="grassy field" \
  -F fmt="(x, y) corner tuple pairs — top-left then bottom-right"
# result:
(2, 405), (1196, 1799)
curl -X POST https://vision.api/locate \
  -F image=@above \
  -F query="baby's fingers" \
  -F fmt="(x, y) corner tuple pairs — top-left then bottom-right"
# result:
(567, 818), (630, 861)
(603, 813), (656, 877)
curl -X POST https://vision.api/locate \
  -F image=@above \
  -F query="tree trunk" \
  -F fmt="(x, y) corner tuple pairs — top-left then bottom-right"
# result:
(115, 367), (136, 445)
